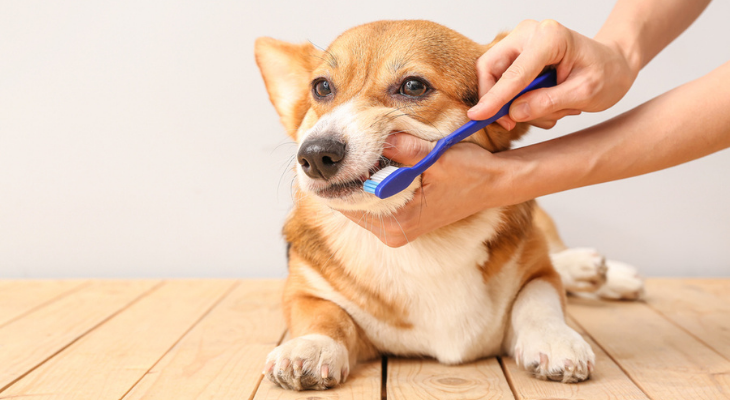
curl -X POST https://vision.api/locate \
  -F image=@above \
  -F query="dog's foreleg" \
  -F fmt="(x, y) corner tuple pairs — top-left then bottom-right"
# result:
(264, 294), (374, 390)
(507, 278), (595, 383)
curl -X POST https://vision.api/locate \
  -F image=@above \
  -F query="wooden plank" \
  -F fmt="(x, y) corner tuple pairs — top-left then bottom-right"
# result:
(121, 280), (286, 400)
(501, 317), (649, 400)
(0, 280), (236, 400)
(0, 280), (87, 327)
(644, 278), (730, 361)
(663, 278), (730, 300)
(0, 280), (159, 391)
(253, 358), (382, 400)
(568, 296), (730, 400)
(387, 357), (513, 400)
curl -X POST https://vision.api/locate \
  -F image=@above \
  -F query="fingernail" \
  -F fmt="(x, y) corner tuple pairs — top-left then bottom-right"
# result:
(512, 102), (530, 121)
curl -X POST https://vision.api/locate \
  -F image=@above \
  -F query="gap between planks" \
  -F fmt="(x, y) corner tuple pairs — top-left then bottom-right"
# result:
(0, 280), (236, 400)
(121, 280), (288, 400)
(0, 280), (89, 328)
(0, 280), (163, 393)
(2, 279), (727, 400)
(568, 288), (730, 400)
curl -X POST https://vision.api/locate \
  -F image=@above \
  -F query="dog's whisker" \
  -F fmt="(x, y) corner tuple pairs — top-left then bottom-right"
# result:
(355, 210), (368, 226)
(390, 214), (410, 246)
(271, 140), (298, 153)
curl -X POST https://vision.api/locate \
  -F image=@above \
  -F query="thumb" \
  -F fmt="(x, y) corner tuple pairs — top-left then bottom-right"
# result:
(382, 133), (435, 166)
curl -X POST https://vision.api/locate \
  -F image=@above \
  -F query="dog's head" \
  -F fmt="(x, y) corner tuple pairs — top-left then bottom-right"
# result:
(255, 20), (527, 213)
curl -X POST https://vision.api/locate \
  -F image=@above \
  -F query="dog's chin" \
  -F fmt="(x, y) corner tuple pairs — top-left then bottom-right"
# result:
(301, 175), (419, 215)
(312, 179), (365, 200)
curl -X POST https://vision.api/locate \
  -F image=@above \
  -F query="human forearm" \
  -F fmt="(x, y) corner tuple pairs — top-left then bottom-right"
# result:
(497, 60), (730, 204)
(595, 0), (712, 75)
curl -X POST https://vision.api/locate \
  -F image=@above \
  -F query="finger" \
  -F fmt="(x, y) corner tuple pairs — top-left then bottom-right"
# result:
(527, 109), (582, 129)
(382, 133), (435, 166)
(474, 20), (539, 99)
(529, 110), (582, 129)
(469, 20), (571, 121)
(508, 73), (590, 121)
(469, 38), (533, 120)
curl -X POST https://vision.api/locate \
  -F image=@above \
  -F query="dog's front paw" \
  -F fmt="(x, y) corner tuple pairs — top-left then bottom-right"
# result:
(263, 334), (350, 391)
(514, 325), (595, 383)
(551, 248), (608, 293)
(596, 260), (645, 300)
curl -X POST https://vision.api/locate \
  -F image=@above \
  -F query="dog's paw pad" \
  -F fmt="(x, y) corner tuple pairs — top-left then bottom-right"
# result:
(264, 334), (349, 391)
(596, 260), (645, 300)
(515, 326), (594, 383)
(551, 248), (608, 292)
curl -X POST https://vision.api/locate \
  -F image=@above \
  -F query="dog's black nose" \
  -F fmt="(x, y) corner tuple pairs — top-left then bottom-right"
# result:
(297, 137), (347, 180)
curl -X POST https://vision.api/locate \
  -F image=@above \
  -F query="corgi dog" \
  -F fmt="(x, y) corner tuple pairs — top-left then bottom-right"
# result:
(255, 20), (643, 391)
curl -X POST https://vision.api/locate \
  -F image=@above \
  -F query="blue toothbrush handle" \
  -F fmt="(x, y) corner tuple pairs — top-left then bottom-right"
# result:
(412, 69), (558, 173)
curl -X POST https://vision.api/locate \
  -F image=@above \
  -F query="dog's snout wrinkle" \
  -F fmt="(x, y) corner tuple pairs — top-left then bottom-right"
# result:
(297, 137), (347, 180)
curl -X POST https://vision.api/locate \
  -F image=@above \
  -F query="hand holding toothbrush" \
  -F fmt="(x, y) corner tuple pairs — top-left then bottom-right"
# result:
(342, 133), (518, 247)
(467, 18), (639, 131)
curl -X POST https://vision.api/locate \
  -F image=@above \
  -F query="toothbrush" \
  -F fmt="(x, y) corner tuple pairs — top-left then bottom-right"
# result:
(364, 69), (558, 199)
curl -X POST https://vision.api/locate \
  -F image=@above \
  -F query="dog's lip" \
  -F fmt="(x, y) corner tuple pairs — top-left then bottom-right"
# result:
(312, 157), (397, 199)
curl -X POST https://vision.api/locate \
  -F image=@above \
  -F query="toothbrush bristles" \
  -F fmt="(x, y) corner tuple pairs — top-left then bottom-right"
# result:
(363, 166), (399, 194)
(368, 166), (399, 182)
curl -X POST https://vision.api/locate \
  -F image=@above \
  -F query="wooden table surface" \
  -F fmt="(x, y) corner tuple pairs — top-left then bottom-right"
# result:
(0, 278), (728, 399)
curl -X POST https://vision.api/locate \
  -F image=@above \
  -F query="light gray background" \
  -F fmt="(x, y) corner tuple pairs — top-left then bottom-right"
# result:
(1, 0), (728, 278)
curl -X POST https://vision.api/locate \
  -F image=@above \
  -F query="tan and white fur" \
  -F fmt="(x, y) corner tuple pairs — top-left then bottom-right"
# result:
(255, 20), (643, 391)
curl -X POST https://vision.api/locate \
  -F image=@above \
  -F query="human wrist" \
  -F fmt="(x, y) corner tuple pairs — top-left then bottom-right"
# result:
(479, 150), (541, 208)
(594, 32), (643, 80)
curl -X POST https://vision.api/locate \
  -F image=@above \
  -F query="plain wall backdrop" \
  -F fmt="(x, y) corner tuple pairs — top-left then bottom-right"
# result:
(1, 0), (728, 278)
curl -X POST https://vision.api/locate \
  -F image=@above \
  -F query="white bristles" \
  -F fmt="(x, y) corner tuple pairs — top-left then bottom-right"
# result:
(368, 165), (399, 182)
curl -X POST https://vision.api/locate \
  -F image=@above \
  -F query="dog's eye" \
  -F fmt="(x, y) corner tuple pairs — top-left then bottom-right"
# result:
(400, 78), (428, 97)
(313, 79), (333, 98)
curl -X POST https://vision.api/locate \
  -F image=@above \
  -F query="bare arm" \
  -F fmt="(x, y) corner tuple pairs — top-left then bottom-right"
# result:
(492, 60), (730, 205)
(597, 0), (712, 74)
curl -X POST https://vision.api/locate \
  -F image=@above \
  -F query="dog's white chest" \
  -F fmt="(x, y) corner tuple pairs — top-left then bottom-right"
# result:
(306, 209), (518, 363)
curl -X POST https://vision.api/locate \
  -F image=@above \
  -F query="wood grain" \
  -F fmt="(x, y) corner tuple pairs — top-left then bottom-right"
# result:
(0, 278), (728, 399)
(0, 280), (158, 391)
(0, 280), (235, 400)
(668, 278), (730, 300)
(387, 357), (514, 400)
(122, 280), (287, 400)
(644, 278), (730, 361)
(568, 296), (730, 400)
(0, 280), (86, 327)
(253, 358), (382, 400)
(501, 316), (649, 400)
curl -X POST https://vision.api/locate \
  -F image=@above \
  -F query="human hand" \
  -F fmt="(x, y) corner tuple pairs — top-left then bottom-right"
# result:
(341, 133), (517, 247)
(468, 19), (638, 130)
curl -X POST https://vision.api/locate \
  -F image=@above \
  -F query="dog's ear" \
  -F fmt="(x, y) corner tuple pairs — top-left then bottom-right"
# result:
(255, 37), (323, 138)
